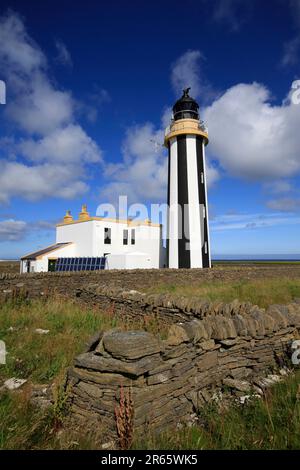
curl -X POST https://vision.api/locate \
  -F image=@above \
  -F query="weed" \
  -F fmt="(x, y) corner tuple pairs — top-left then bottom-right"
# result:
(115, 385), (134, 450)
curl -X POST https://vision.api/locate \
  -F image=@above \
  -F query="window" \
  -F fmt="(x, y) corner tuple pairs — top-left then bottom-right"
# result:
(123, 229), (128, 245)
(131, 229), (135, 245)
(104, 227), (111, 244)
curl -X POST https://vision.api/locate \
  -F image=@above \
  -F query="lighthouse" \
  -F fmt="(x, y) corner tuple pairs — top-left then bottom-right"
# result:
(165, 88), (211, 269)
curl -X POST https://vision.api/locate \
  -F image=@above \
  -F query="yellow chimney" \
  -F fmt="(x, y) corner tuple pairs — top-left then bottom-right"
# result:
(63, 210), (73, 223)
(79, 204), (90, 220)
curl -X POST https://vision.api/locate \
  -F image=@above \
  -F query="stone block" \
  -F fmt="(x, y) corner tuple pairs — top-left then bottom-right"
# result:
(102, 330), (162, 360)
(75, 352), (162, 377)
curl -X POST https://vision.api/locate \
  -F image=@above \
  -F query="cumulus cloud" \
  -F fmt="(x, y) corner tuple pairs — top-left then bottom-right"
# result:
(0, 11), (102, 204)
(6, 78), (74, 135)
(171, 50), (215, 101)
(0, 161), (88, 203)
(101, 49), (221, 205)
(0, 12), (45, 75)
(100, 118), (219, 205)
(203, 82), (300, 180)
(100, 123), (167, 204)
(0, 217), (57, 242)
(0, 219), (27, 241)
(20, 124), (101, 164)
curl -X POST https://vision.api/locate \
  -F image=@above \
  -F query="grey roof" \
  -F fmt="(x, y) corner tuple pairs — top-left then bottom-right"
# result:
(21, 242), (72, 260)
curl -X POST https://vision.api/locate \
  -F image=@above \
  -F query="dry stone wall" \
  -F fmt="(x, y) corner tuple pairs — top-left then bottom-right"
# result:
(2, 264), (300, 303)
(66, 298), (300, 436)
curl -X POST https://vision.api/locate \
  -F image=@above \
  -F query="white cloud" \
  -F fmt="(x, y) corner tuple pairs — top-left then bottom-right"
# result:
(101, 123), (167, 204)
(6, 77), (74, 135)
(0, 161), (89, 203)
(0, 219), (27, 241)
(0, 11), (102, 204)
(20, 124), (101, 164)
(263, 180), (293, 194)
(0, 12), (45, 75)
(170, 50), (215, 101)
(101, 117), (219, 205)
(0, 217), (58, 243)
(266, 197), (300, 212)
(55, 39), (72, 67)
(203, 82), (300, 180)
(211, 211), (300, 231)
(101, 49), (222, 205)
(171, 50), (204, 97)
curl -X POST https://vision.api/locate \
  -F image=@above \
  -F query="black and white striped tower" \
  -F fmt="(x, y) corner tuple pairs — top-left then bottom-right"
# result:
(165, 88), (211, 269)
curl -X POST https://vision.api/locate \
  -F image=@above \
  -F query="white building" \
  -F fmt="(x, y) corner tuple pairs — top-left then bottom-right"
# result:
(20, 205), (165, 273)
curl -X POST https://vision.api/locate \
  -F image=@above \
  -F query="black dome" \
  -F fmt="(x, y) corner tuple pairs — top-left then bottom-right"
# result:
(172, 87), (199, 121)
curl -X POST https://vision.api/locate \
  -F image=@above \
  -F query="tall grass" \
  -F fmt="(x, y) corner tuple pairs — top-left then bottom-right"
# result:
(134, 371), (300, 450)
(0, 296), (168, 449)
(1, 296), (300, 449)
(145, 277), (300, 308)
(0, 297), (120, 383)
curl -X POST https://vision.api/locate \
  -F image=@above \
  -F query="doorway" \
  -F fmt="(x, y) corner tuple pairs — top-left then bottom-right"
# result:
(48, 259), (57, 272)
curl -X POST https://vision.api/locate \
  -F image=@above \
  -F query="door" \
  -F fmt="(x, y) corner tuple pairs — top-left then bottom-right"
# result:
(48, 259), (57, 272)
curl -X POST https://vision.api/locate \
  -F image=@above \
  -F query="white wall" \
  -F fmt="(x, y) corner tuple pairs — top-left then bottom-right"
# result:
(23, 219), (164, 272)
(20, 243), (75, 273)
(106, 252), (152, 270)
(56, 222), (94, 256)
(94, 220), (129, 257)
(57, 219), (163, 268)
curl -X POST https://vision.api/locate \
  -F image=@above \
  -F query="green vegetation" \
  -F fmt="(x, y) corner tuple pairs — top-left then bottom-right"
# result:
(0, 296), (167, 449)
(145, 277), (300, 309)
(134, 372), (300, 450)
(0, 297), (121, 384)
(1, 295), (300, 450)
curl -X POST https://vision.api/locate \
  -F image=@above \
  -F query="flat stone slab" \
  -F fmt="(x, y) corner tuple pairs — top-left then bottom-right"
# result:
(35, 328), (50, 334)
(4, 378), (27, 390)
(102, 330), (162, 360)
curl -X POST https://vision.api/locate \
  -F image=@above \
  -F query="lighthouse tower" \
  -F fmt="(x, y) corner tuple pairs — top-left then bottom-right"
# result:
(165, 88), (211, 269)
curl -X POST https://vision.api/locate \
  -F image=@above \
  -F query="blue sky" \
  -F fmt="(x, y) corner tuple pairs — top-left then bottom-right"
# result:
(0, 0), (300, 259)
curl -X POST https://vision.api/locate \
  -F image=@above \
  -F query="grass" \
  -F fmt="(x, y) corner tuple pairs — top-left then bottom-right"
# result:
(1, 295), (300, 450)
(144, 277), (300, 309)
(134, 371), (300, 450)
(0, 296), (168, 449)
(0, 296), (168, 384)
(0, 297), (121, 383)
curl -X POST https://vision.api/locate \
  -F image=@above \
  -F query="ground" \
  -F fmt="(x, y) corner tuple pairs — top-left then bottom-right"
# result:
(1, 261), (300, 449)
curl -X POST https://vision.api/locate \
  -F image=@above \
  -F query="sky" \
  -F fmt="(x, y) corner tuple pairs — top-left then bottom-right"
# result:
(0, 0), (300, 259)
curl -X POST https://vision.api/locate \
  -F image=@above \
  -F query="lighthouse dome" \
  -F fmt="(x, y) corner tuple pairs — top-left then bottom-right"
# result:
(172, 87), (199, 121)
